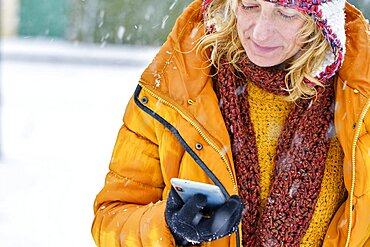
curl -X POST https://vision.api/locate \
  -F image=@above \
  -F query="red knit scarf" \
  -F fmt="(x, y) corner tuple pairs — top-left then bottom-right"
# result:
(213, 56), (335, 246)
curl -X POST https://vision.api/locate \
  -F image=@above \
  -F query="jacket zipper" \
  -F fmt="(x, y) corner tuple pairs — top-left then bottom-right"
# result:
(345, 98), (370, 247)
(138, 82), (238, 194)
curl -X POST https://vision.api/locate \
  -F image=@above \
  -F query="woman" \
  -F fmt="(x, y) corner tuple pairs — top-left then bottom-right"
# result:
(92, 0), (370, 246)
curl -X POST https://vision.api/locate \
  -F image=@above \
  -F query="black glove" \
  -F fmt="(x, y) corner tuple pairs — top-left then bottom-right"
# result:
(165, 186), (243, 245)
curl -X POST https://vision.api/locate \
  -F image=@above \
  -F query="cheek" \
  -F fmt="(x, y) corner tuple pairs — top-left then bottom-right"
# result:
(236, 15), (251, 38)
(236, 22), (243, 39)
(288, 21), (306, 46)
(283, 27), (303, 48)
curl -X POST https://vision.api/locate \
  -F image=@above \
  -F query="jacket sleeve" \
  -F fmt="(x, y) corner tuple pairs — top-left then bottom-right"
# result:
(91, 0), (205, 245)
(91, 96), (175, 246)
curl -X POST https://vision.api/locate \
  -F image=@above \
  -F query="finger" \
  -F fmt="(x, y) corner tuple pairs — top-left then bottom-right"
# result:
(228, 195), (244, 214)
(177, 193), (207, 224)
(209, 196), (243, 234)
(217, 195), (243, 215)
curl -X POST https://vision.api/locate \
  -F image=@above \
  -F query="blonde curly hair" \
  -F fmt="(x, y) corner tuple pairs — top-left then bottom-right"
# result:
(196, 0), (330, 101)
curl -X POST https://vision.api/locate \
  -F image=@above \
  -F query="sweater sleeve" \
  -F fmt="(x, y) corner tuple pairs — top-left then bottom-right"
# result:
(91, 96), (175, 246)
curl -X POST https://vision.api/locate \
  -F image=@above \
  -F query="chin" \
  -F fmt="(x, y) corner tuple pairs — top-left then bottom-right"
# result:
(245, 49), (281, 67)
(243, 42), (284, 67)
(247, 55), (280, 67)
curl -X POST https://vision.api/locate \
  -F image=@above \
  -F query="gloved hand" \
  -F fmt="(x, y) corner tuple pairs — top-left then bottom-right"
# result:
(165, 186), (243, 245)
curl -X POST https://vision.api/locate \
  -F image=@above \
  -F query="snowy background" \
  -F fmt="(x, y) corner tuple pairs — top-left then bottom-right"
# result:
(0, 38), (158, 247)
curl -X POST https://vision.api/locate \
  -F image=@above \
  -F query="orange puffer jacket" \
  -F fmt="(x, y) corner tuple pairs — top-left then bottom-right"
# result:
(92, 1), (370, 246)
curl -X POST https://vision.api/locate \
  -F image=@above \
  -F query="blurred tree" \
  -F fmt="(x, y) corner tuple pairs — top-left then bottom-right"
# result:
(69, 0), (193, 46)
(68, 0), (99, 43)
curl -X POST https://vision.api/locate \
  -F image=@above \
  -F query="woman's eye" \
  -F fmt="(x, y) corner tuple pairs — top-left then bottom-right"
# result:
(241, 3), (258, 11)
(278, 10), (297, 19)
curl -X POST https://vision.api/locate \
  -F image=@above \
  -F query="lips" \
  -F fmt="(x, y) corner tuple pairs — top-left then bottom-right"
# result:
(251, 40), (279, 53)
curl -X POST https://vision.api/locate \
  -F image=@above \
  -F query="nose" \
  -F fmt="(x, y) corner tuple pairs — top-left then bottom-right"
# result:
(252, 13), (274, 42)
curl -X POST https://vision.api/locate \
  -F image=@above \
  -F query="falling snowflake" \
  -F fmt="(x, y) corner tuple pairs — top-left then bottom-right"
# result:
(289, 180), (300, 197)
(190, 27), (199, 39)
(117, 26), (125, 40)
(161, 15), (169, 29)
(235, 84), (246, 96)
(169, 0), (178, 10)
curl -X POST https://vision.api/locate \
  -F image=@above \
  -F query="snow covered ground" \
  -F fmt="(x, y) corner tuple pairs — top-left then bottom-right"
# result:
(0, 38), (158, 247)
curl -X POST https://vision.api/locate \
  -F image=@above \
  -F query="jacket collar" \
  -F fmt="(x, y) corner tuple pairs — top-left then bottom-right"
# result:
(338, 2), (370, 98)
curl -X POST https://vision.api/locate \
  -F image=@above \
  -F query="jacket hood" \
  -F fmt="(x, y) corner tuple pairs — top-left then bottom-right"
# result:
(339, 3), (370, 98)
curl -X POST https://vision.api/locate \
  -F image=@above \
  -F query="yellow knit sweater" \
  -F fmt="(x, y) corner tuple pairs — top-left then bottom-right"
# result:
(247, 82), (347, 246)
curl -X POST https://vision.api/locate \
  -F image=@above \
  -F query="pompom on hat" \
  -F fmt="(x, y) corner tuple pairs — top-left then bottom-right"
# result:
(202, 0), (347, 82)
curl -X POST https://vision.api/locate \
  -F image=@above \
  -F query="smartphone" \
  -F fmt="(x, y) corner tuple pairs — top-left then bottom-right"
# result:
(170, 178), (226, 208)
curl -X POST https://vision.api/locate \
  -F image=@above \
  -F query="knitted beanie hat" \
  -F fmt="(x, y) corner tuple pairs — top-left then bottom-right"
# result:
(202, 0), (346, 81)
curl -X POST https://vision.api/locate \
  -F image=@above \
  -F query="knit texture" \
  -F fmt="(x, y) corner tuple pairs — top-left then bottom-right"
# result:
(214, 56), (335, 246)
(248, 82), (346, 246)
(247, 82), (294, 208)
